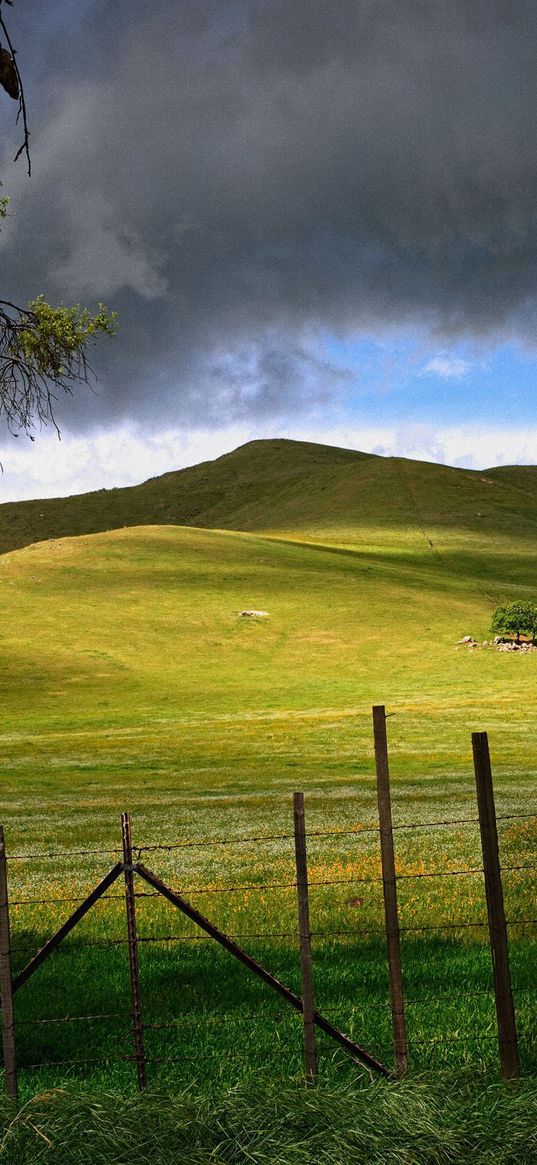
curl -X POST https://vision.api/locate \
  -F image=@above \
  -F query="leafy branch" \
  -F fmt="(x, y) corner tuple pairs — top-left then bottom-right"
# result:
(0, 297), (117, 436)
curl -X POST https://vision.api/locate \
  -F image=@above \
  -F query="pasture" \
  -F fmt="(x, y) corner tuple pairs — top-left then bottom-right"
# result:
(0, 442), (535, 1159)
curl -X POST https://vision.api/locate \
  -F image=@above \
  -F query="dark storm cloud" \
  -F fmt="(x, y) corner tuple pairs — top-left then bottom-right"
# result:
(0, 0), (536, 430)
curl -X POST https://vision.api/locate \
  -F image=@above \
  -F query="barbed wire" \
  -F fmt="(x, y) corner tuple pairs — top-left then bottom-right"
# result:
(17, 1011), (129, 1026)
(396, 866), (483, 881)
(395, 862), (534, 881)
(23, 1055), (123, 1070)
(9, 891), (160, 907)
(20, 1030), (524, 1076)
(8, 830), (296, 861)
(8, 846), (122, 862)
(393, 811), (536, 829)
(496, 811), (537, 823)
(5, 806), (536, 863)
(135, 816), (479, 852)
(139, 1017), (269, 1031)
(4, 870), (471, 918)
(11, 930), (302, 954)
(22, 1050), (249, 1071)
(7, 859), (536, 911)
(5, 807), (535, 1083)
(137, 993), (495, 1029)
(16, 983), (536, 1033)
(392, 817), (477, 831)
(10, 917), (537, 958)
(407, 1032), (499, 1047)
(137, 832), (296, 854)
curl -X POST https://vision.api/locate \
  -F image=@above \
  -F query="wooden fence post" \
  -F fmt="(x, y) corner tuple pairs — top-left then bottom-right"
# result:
(121, 813), (147, 1090)
(472, 732), (520, 1080)
(293, 792), (317, 1082)
(372, 705), (408, 1077)
(0, 825), (18, 1104)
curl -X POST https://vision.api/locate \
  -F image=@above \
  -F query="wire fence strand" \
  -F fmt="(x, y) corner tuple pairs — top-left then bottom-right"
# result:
(18, 983), (536, 1034)
(7, 808), (536, 863)
(8, 861), (536, 911)
(10, 915), (537, 959)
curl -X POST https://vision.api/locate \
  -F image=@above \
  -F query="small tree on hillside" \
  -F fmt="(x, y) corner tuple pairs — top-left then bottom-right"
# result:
(491, 601), (537, 644)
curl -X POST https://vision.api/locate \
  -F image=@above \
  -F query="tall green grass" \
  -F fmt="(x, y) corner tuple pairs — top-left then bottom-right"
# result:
(1, 1076), (536, 1164)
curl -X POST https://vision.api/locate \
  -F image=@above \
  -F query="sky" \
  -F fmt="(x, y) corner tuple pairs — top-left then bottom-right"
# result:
(1, 0), (537, 501)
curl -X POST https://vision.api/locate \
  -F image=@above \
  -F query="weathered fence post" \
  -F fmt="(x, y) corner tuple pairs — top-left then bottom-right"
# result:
(372, 705), (408, 1077)
(121, 812), (147, 1090)
(0, 825), (18, 1104)
(293, 791), (317, 1082)
(472, 732), (520, 1080)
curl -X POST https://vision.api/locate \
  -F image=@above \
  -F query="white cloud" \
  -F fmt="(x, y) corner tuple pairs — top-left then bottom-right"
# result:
(0, 420), (536, 503)
(422, 356), (471, 379)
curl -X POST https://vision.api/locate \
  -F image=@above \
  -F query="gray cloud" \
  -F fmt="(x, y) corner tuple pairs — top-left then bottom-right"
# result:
(1, 0), (537, 432)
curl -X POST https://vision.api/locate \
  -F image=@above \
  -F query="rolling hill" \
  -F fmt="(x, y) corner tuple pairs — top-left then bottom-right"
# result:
(1, 438), (537, 557)
(0, 435), (536, 857)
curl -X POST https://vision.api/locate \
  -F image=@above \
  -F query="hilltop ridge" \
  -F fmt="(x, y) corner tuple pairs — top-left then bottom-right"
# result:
(0, 437), (536, 555)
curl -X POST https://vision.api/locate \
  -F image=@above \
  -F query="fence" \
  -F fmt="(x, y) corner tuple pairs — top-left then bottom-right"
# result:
(0, 709), (535, 1104)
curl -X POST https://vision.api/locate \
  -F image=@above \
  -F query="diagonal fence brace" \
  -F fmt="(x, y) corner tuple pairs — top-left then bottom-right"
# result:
(12, 863), (124, 994)
(135, 861), (392, 1079)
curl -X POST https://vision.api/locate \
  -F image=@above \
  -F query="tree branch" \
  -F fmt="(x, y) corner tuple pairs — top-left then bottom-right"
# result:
(0, 0), (31, 175)
(0, 4), (118, 440)
(0, 298), (117, 436)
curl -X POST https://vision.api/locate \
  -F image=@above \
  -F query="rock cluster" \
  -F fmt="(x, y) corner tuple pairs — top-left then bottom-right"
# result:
(456, 635), (536, 652)
(494, 639), (536, 652)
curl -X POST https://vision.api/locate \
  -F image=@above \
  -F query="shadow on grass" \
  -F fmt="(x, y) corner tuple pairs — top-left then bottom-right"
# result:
(9, 930), (537, 1091)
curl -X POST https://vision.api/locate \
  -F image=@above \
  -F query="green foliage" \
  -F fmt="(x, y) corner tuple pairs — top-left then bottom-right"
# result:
(15, 295), (118, 377)
(0, 292), (117, 433)
(491, 600), (537, 642)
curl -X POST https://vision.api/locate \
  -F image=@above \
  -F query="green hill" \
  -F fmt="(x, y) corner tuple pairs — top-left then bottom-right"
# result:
(0, 436), (536, 855)
(2, 437), (537, 558)
(0, 439), (370, 554)
(0, 511), (535, 848)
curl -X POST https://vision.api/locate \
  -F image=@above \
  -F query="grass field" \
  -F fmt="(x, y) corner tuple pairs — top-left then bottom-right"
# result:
(0, 441), (536, 1160)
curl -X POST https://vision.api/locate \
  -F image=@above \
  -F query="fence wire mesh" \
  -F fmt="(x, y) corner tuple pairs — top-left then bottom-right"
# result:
(2, 774), (535, 1092)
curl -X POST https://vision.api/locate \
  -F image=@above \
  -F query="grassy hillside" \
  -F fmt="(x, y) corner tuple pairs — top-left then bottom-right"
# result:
(0, 439), (371, 554)
(2, 438), (537, 560)
(0, 440), (535, 1105)
(1, 438), (536, 844)
(1, 518), (536, 847)
(0, 520), (535, 1102)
